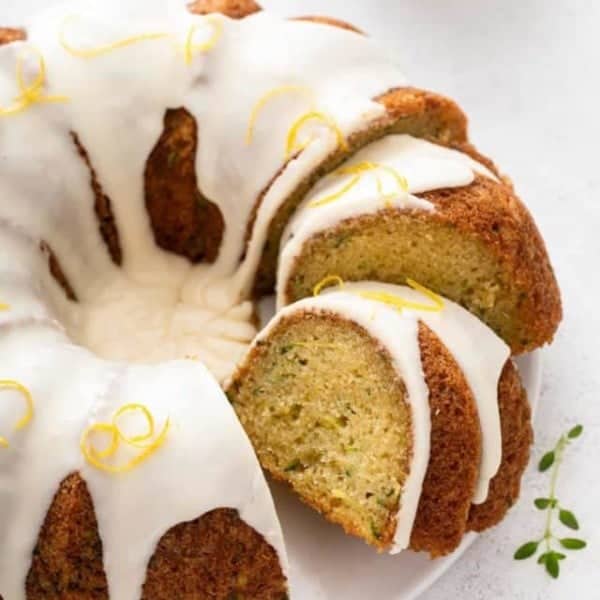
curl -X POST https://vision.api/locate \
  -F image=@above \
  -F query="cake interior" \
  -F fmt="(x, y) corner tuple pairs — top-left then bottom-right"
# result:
(229, 310), (413, 549)
(282, 211), (521, 346)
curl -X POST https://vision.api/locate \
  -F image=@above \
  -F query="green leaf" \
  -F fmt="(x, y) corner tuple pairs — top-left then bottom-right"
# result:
(538, 551), (567, 565)
(514, 541), (539, 560)
(560, 538), (587, 550)
(539, 451), (555, 472)
(568, 424), (583, 439)
(559, 509), (580, 530)
(545, 552), (560, 578)
(555, 553), (567, 560)
(534, 497), (556, 509)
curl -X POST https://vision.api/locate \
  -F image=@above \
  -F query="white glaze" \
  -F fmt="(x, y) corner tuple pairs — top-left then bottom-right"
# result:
(0, 322), (288, 600)
(277, 134), (497, 308)
(83, 360), (286, 600)
(0, 0), (407, 385)
(256, 282), (508, 550)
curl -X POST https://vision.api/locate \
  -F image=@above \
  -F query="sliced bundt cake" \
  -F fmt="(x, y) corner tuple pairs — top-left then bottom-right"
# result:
(277, 135), (561, 354)
(228, 282), (533, 556)
(0, 0), (552, 594)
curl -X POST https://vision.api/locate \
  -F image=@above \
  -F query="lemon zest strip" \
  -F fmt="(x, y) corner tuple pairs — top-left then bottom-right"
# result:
(81, 403), (170, 473)
(184, 16), (223, 65)
(405, 278), (445, 311)
(340, 162), (408, 194)
(113, 403), (155, 446)
(59, 16), (170, 59)
(313, 274), (345, 297)
(308, 161), (408, 209)
(81, 419), (170, 474)
(358, 280), (444, 314)
(286, 111), (348, 158)
(0, 380), (34, 448)
(0, 301), (9, 311)
(337, 161), (408, 194)
(0, 48), (69, 117)
(83, 422), (120, 459)
(308, 174), (361, 208)
(246, 85), (314, 145)
(375, 175), (395, 208)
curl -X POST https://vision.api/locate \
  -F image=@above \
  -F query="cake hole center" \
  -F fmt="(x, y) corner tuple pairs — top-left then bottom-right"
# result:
(52, 272), (257, 385)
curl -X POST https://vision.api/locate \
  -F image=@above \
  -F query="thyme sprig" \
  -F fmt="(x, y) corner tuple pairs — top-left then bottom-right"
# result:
(514, 424), (586, 578)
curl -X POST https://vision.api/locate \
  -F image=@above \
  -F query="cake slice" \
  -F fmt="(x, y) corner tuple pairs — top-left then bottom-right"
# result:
(228, 282), (532, 556)
(277, 135), (562, 354)
(251, 87), (469, 294)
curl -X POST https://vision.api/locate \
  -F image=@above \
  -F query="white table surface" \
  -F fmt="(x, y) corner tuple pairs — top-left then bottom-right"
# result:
(2, 1), (599, 598)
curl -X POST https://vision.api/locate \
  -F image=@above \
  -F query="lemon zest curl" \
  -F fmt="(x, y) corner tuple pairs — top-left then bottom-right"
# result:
(0, 48), (69, 117)
(337, 161), (408, 193)
(311, 275), (444, 313)
(286, 111), (348, 159)
(184, 16), (223, 65)
(308, 174), (361, 208)
(309, 160), (408, 208)
(59, 16), (170, 59)
(313, 275), (345, 297)
(358, 279), (444, 313)
(81, 403), (170, 474)
(246, 85), (314, 145)
(0, 380), (34, 448)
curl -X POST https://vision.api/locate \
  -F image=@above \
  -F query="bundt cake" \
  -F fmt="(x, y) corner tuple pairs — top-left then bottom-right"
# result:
(0, 0), (559, 596)
(228, 282), (533, 557)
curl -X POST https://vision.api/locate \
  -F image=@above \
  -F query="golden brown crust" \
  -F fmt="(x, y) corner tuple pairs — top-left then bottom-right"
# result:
(71, 133), (123, 266)
(0, 27), (26, 45)
(143, 508), (287, 599)
(467, 361), (532, 531)
(419, 173), (562, 353)
(26, 473), (107, 598)
(40, 242), (78, 302)
(375, 87), (468, 145)
(188, 0), (261, 19)
(24, 473), (287, 599)
(291, 16), (364, 35)
(410, 324), (480, 557)
(145, 108), (224, 263)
